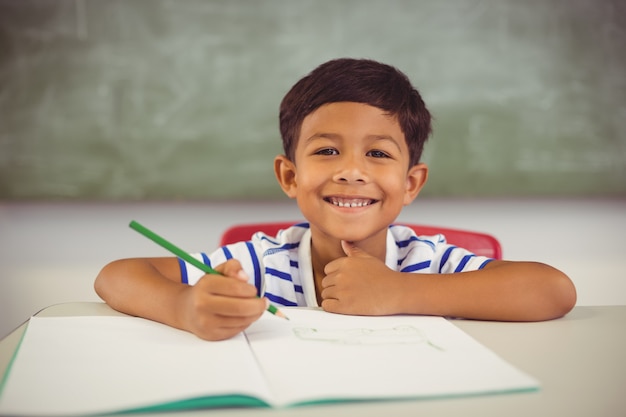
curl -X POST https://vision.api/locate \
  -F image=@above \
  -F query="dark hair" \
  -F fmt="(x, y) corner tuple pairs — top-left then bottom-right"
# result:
(279, 58), (432, 167)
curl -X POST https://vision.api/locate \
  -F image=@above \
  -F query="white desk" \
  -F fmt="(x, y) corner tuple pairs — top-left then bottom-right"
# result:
(1, 303), (625, 417)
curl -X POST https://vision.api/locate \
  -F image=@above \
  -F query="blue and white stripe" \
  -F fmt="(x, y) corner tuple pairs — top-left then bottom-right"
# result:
(180, 223), (493, 307)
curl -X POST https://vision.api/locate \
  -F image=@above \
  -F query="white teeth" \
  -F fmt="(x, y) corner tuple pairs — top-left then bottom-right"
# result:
(329, 198), (372, 208)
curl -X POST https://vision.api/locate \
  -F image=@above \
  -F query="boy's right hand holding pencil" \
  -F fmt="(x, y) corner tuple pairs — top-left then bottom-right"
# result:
(176, 259), (267, 341)
(96, 255), (269, 342)
(95, 220), (287, 341)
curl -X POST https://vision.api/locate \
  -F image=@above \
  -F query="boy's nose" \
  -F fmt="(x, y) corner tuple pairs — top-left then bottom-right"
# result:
(333, 156), (369, 183)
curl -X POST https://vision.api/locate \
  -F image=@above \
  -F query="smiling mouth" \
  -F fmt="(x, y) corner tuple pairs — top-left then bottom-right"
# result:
(324, 197), (377, 208)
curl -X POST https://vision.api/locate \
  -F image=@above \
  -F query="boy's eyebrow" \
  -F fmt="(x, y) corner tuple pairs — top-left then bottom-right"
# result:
(305, 133), (403, 152)
(304, 132), (341, 143)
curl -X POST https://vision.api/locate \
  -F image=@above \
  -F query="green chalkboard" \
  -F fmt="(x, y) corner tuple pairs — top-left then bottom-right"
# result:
(1, 0), (625, 200)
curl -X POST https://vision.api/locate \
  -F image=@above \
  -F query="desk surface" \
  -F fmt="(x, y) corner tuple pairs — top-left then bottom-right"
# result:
(1, 303), (625, 417)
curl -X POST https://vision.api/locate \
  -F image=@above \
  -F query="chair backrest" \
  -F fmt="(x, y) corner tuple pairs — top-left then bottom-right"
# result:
(220, 222), (502, 259)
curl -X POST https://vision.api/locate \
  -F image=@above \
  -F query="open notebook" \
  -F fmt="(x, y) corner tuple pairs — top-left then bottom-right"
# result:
(0, 309), (539, 416)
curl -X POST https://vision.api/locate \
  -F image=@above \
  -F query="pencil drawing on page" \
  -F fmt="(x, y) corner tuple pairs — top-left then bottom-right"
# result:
(292, 325), (444, 350)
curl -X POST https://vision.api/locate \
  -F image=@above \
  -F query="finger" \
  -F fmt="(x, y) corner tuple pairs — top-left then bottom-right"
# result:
(196, 314), (260, 341)
(196, 274), (258, 298)
(208, 294), (267, 318)
(340, 240), (355, 256)
(340, 240), (369, 258)
(202, 326), (249, 341)
(320, 283), (336, 299)
(214, 259), (249, 281)
(320, 298), (343, 314)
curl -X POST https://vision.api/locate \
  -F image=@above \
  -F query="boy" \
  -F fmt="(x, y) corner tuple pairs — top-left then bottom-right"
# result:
(95, 58), (576, 341)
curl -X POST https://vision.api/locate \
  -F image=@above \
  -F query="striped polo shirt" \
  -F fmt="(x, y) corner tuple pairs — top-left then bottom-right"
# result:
(179, 223), (493, 308)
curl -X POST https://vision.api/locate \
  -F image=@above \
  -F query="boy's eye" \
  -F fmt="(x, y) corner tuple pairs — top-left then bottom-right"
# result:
(315, 148), (338, 156)
(367, 150), (390, 158)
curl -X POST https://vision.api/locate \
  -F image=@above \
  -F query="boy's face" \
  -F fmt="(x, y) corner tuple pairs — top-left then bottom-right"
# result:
(275, 102), (427, 244)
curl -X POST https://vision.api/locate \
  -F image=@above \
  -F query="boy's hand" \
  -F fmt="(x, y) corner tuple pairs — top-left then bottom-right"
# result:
(321, 241), (401, 315)
(177, 259), (267, 341)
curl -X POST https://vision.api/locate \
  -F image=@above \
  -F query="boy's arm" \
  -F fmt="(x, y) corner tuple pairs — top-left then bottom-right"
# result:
(94, 257), (267, 340)
(321, 243), (576, 321)
(395, 260), (576, 321)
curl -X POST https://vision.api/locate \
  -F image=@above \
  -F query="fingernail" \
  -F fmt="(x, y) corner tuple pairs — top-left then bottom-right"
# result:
(237, 270), (249, 281)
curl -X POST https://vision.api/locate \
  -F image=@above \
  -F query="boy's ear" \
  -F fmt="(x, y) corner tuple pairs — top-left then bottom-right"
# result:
(274, 154), (298, 199)
(403, 163), (429, 205)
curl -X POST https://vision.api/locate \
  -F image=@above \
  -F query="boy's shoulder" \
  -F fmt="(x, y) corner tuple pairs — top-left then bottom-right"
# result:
(249, 222), (311, 248)
(388, 224), (446, 246)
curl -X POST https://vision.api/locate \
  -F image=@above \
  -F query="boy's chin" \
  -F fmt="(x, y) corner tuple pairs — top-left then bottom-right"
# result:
(309, 218), (391, 243)
(327, 229), (384, 244)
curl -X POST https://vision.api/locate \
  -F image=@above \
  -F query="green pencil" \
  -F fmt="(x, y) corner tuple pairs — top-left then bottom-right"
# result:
(129, 220), (288, 320)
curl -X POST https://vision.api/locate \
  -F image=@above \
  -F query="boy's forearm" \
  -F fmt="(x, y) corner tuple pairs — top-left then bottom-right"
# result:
(94, 259), (190, 332)
(395, 261), (576, 321)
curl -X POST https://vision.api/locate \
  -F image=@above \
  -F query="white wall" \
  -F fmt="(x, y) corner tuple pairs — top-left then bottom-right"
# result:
(1, 198), (624, 339)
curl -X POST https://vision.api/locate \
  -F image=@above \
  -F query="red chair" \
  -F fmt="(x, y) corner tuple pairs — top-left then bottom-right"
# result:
(220, 222), (502, 259)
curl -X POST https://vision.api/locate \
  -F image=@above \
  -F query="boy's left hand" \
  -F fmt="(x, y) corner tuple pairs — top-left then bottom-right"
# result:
(321, 240), (401, 315)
